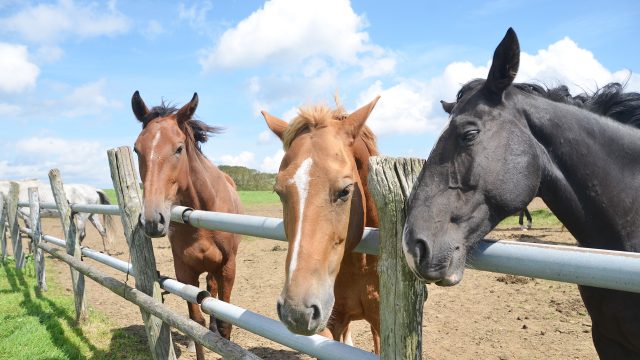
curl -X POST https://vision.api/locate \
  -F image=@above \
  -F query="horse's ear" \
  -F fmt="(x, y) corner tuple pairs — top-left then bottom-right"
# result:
(176, 92), (199, 124)
(440, 100), (455, 114)
(484, 27), (520, 101)
(132, 91), (149, 124)
(261, 111), (287, 141)
(343, 95), (380, 143)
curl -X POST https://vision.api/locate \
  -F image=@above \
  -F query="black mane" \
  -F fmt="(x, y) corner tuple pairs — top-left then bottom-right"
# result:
(457, 80), (640, 128)
(144, 100), (223, 152)
(516, 82), (640, 128)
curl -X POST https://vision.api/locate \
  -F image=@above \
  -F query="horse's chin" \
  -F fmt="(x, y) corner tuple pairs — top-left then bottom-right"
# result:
(434, 268), (464, 286)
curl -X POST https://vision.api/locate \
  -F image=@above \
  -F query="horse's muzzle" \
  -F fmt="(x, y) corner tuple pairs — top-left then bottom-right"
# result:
(139, 211), (168, 238)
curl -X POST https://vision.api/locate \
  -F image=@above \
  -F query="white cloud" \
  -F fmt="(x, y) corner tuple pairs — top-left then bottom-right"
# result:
(0, 0), (131, 44)
(0, 102), (21, 116)
(142, 20), (165, 40)
(34, 45), (64, 63)
(1, 137), (110, 184)
(260, 149), (285, 173)
(258, 130), (276, 143)
(178, 1), (213, 36)
(215, 151), (256, 167)
(61, 79), (121, 117)
(359, 37), (640, 135)
(0, 42), (39, 93)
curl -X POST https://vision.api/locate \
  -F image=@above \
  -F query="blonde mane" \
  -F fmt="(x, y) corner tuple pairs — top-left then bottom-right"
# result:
(282, 102), (378, 156)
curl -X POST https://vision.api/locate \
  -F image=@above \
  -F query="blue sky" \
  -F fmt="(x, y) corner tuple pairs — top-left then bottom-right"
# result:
(1, 0), (639, 187)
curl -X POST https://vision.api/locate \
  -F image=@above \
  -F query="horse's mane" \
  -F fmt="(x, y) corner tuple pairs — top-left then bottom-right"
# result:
(145, 101), (223, 152)
(515, 82), (640, 128)
(282, 102), (378, 155)
(457, 80), (640, 128)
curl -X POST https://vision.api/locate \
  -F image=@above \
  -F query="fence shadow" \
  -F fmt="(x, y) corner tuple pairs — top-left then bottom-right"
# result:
(248, 346), (303, 359)
(3, 263), (96, 359)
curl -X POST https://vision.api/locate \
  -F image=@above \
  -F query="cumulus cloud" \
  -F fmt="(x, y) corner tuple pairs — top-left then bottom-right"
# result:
(60, 79), (121, 117)
(0, 103), (22, 116)
(201, 0), (394, 105)
(259, 149), (285, 173)
(360, 37), (640, 135)
(215, 151), (256, 167)
(0, 42), (39, 93)
(1, 136), (110, 184)
(0, 0), (131, 44)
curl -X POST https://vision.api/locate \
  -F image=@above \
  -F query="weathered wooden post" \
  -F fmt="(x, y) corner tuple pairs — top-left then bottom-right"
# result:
(28, 187), (47, 291)
(107, 146), (177, 360)
(369, 156), (428, 360)
(0, 193), (7, 262)
(49, 169), (88, 323)
(7, 182), (24, 269)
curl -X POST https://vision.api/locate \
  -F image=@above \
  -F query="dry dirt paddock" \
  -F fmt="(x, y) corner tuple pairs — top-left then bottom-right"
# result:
(41, 198), (597, 359)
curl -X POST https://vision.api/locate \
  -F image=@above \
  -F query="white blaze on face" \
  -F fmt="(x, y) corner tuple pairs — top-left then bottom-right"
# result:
(287, 157), (313, 284)
(149, 131), (162, 159)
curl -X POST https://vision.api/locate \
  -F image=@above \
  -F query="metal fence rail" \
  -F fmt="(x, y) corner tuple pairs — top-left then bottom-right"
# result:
(25, 228), (378, 360)
(18, 202), (640, 293)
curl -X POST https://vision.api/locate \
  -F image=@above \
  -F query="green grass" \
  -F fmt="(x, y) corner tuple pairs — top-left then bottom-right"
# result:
(497, 209), (561, 228)
(237, 191), (279, 206)
(0, 257), (150, 360)
(101, 189), (118, 205)
(102, 189), (279, 207)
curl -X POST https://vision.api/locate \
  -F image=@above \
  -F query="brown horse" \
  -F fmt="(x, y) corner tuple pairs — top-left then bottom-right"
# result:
(262, 96), (382, 353)
(131, 91), (242, 360)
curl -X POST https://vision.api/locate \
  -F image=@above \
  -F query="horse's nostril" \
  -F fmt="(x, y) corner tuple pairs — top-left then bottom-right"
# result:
(276, 301), (283, 320)
(310, 304), (321, 321)
(415, 239), (429, 266)
(158, 212), (166, 225)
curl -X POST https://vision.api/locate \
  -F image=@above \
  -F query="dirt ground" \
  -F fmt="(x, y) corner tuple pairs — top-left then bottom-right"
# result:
(35, 197), (597, 359)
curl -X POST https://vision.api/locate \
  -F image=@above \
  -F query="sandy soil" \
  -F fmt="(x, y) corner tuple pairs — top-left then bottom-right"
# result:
(36, 197), (597, 359)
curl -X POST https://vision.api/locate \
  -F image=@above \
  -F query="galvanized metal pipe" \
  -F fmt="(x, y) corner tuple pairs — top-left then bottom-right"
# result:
(200, 297), (379, 360)
(171, 206), (379, 255)
(18, 201), (121, 215)
(170, 206), (640, 294)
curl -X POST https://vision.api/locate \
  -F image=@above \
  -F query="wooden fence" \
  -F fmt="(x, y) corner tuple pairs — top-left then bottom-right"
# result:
(2, 149), (640, 360)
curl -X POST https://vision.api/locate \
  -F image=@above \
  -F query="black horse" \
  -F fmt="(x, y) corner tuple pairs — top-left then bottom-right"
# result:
(403, 28), (640, 359)
(518, 207), (532, 230)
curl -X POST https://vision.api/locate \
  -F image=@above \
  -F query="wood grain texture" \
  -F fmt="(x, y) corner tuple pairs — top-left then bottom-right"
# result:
(37, 241), (259, 360)
(107, 146), (177, 360)
(7, 182), (24, 269)
(0, 193), (7, 262)
(49, 168), (87, 323)
(28, 187), (47, 291)
(368, 156), (427, 360)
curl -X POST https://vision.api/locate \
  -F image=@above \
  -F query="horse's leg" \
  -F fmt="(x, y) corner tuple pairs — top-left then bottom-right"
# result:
(76, 217), (86, 244)
(176, 269), (206, 360)
(205, 272), (220, 334)
(342, 323), (353, 346)
(592, 325), (638, 360)
(518, 209), (525, 231)
(88, 213), (108, 251)
(525, 207), (532, 229)
(214, 258), (236, 339)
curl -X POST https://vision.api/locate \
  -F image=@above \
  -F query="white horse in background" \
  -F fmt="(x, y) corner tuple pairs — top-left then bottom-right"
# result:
(0, 179), (116, 251)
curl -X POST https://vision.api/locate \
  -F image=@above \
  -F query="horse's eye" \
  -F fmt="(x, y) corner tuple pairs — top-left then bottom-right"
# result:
(456, 90), (464, 101)
(175, 145), (184, 155)
(335, 184), (353, 202)
(461, 129), (479, 146)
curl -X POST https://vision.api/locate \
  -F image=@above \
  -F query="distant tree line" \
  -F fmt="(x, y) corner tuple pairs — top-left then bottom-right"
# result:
(219, 165), (276, 191)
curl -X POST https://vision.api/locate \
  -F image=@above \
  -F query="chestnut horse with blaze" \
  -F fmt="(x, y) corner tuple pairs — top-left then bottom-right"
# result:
(131, 91), (242, 360)
(262, 96), (382, 353)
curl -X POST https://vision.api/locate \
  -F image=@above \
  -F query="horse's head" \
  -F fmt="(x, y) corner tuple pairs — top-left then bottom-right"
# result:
(261, 97), (379, 335)
(131, 91), (201, 238)
(403, 28), (542, 285)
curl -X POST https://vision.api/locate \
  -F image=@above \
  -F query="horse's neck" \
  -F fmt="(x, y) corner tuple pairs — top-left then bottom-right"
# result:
(527, 100), (640, 251)
(353, 137), (379, 228)
(177, 150), (229, 212)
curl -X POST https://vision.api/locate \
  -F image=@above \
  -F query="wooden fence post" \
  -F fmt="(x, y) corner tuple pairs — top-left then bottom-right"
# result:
(369, 156), (428, 360)
(7, 182), (24, 269)
(107, 146), (177, 360)
(28, 187), (47, 291)
(0, 193), (7, 262)
(49, 169), (88, 323)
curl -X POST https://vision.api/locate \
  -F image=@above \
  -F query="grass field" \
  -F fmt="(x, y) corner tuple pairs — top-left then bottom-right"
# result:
(0, 257), (149, 360)
(101, 189), (279, 207)
(498, 208), (561, 228)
